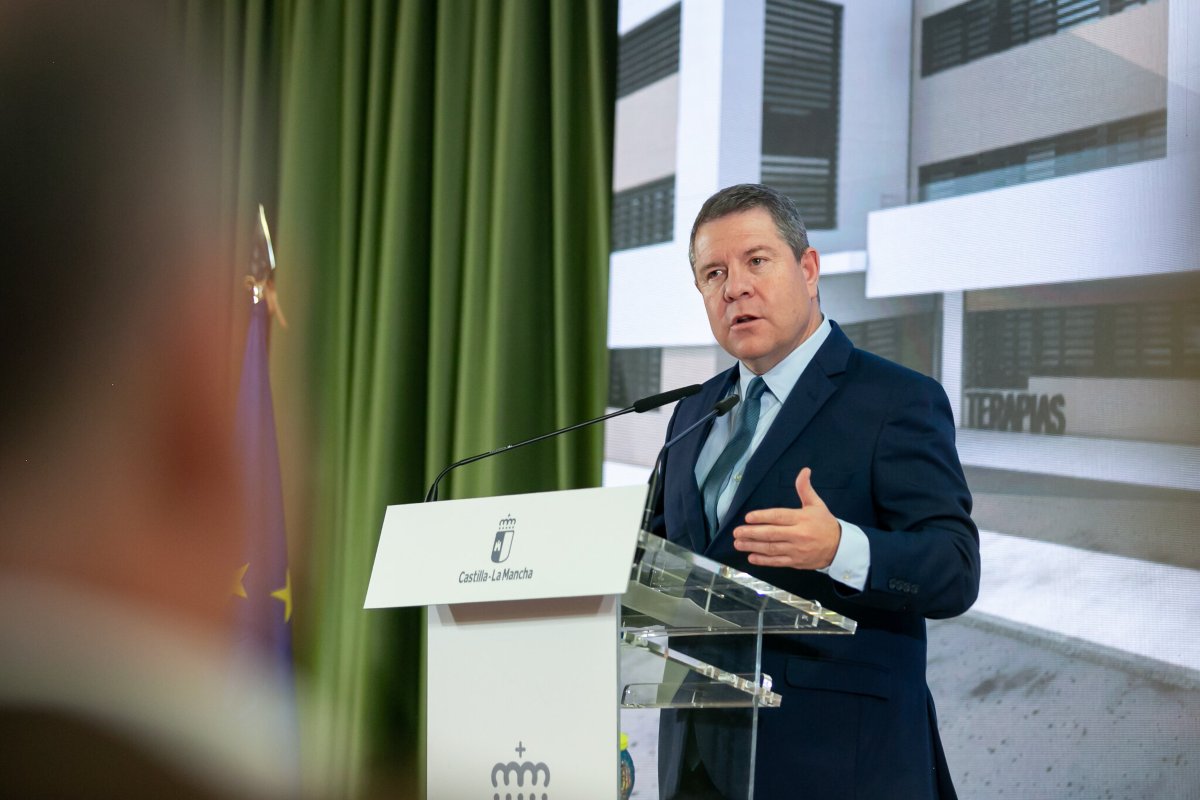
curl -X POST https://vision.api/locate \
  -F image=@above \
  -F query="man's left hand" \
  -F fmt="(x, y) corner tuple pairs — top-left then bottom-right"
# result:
(732, 467), (841, 569)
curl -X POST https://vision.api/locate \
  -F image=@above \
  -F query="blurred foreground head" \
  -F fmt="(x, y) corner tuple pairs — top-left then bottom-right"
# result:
(0, 1), (236, 624)
(0, 4), (294, 798)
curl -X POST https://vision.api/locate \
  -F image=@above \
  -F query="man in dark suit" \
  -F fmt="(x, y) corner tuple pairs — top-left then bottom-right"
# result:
(654, 184), (980, 799)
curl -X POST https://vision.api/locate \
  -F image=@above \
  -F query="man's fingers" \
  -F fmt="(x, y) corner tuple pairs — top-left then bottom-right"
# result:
(733, 524), (803, 552)
(733, 532), (785, 558)
(795, 467), (826, 509)
(734, 520), (833, 569)
(742, 506), (803, 526)
(737, 505), (824, 539)
(734, 519), (802, 540)
(746, 554), (794, 568)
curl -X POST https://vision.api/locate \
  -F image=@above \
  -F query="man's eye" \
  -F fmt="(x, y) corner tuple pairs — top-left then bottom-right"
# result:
(705, 269), (724, 282)
(750, 257), (765, 266)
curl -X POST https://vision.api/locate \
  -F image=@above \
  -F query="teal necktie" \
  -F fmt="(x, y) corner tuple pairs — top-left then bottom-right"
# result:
(701, 376), (767, 540)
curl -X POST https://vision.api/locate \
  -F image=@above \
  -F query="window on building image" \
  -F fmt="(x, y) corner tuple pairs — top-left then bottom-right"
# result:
(918, 110), (1167, 202)
(840, 312), (939, 379)
(608, 347), (663, 409)
(761, 0), (842, 230)
(611, 176), (675, 252)
(617, 3), (680, 99)
(921, 0), (1154, 77)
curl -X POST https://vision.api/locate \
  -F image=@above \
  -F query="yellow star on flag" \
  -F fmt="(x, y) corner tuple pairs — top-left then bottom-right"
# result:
(231, 563), (249, 598)
(270, 569), (293, 623)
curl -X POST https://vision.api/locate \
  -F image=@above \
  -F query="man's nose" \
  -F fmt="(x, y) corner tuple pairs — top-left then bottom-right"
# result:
(723, 263), (754, 300)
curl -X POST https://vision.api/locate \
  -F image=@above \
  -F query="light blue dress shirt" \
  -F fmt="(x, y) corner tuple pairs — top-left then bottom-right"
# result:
(694, 316), (870, 590)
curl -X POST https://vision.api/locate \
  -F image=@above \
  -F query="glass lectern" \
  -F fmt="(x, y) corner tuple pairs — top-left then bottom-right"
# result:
(620, 530), (856, 799)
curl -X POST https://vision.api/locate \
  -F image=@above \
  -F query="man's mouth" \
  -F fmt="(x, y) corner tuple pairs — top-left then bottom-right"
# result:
(731, 314), (759, 328)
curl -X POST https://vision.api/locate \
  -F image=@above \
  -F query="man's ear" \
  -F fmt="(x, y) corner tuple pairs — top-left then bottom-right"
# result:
(802, 248), (821, 299)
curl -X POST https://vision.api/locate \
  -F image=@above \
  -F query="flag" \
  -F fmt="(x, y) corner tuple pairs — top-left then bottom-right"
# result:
(233, 204), (292, 664)
(229, 207), (299, 789)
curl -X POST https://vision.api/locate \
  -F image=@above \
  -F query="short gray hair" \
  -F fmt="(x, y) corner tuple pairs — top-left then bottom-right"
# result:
(688, 183), (809, 268)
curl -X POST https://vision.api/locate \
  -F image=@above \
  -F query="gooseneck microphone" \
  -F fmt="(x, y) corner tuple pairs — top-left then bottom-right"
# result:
(423, 384), (702, 502)
(639, 393), (740, 532)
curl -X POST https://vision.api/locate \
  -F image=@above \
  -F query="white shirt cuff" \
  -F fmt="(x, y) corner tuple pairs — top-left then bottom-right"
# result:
(818, 519), (870, 591)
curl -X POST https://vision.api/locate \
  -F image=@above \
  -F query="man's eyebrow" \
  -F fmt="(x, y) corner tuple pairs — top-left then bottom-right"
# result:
(743, 244), (776, 258)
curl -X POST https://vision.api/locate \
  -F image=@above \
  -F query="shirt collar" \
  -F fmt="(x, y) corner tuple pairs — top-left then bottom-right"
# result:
(737, 315), (832, 405)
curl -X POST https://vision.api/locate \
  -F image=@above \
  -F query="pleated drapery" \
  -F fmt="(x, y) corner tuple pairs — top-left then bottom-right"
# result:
(175, 1), (615, 795)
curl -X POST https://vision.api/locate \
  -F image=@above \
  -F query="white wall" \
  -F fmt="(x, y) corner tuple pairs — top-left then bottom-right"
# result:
(1027, 376), (1200, 445)
(811, 0), (912, 254)
(820, 271), (935, 324)
(608, 241), (709, 348)
(673, 0), (765, 243)
(613, 75), (679, 192)
(866, 153), (1200, 297)
(911, 1), (1169, 174)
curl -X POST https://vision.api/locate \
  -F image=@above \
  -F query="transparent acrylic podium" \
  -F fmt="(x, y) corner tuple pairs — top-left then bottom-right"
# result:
(620, 530), (855, 799)
(363, 486), (855, 800)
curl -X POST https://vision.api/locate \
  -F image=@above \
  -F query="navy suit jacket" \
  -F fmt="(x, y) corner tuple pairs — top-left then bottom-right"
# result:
(654, 322), (980, 800)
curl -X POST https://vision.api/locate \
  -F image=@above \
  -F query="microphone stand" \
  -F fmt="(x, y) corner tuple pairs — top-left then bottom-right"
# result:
(424, 384), (701, 502)
(639, 394), (740, 532)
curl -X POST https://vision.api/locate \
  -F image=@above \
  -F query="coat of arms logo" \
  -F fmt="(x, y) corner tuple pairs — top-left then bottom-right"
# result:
(491, 514), (516, 563)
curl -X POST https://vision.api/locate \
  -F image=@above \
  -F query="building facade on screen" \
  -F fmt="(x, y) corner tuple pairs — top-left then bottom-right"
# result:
(608, 0), (1199, 792)
(606, 0), (1195, 492)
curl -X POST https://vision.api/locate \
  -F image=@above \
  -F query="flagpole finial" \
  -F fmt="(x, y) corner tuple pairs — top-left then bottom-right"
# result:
(243, 203), (287, 328)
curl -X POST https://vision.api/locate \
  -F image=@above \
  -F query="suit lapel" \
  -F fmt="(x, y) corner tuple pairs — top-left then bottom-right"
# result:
(710, 324), (854, 548)
(675, 367), (738, 554)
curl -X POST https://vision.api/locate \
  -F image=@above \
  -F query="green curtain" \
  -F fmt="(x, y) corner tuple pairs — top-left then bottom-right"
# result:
(180, 1), (615, 796)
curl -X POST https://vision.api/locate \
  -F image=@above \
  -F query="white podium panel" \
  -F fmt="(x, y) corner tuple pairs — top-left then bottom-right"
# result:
(365, 486), (644, 608)
(366, 486), (645, 799)
(428, 596), (619, 799)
